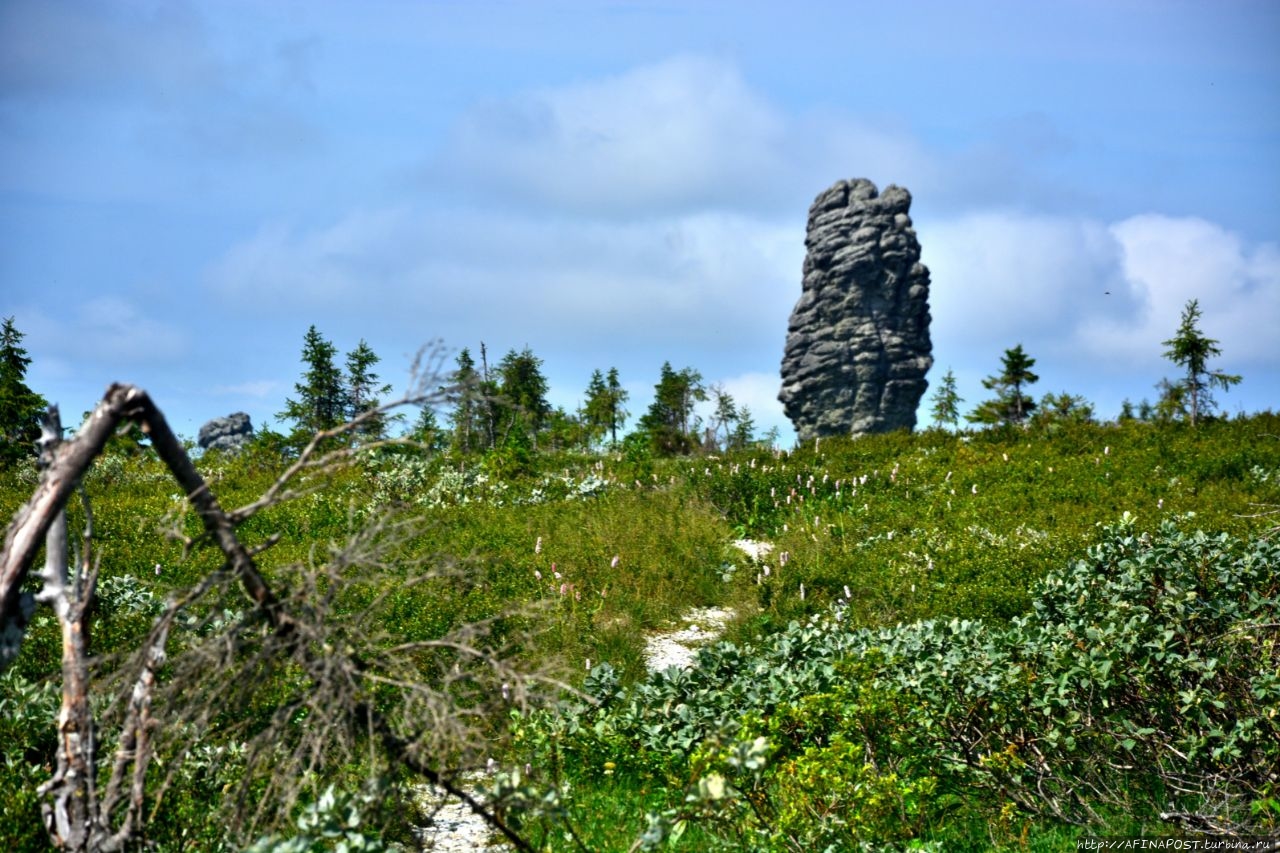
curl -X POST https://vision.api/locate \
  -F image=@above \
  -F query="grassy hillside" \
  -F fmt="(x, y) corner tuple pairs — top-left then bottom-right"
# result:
(1, 414), (1277, 849)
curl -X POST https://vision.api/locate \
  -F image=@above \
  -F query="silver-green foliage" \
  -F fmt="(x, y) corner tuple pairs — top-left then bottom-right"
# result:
(245, 785), (395, 853)
(369, 455), (609, 509)
(523, 515), (1279, 845)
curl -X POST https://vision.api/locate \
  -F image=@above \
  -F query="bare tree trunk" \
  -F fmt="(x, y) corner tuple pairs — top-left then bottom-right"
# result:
(32, 408), (100, 849)
(0, 383), (538, 852)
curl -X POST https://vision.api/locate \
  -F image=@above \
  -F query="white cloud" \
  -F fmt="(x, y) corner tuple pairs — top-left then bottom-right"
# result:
(208, 207), (419, 305)
(1081, 215), (1280, 367)
(207, 206), (802, 363)
(435, 56), (784, 215)
(921, 210), (1279, 418)
(204, 55), (1277, 432)
(207, 199), (1279, 438)
(923, 212), (1128, 356)
(430, 55), (935, 218)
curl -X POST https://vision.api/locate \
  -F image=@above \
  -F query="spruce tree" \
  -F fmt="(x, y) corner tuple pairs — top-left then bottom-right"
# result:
(639, 362), (705, 455)
(496, 347), (551, 448)
(584, 368), (631, 450)
(1032, 391), (1095, 428)
(0, 316), (48, 466)
(1161, 299), (1241, 426)
(582, 369), (610, 448)
(967, 344), (1039, 427)
(544, 406), (586, 452)
(604, 367), (629, 448)
(928, 368), (963, 429)
(730, 404), (756, 450)
(411, 405), (446, 452)
(445, 348), (481, 454)
(708, 384), (738, 450)
(278, 326), (345, 448)
(345, 339), (392, 440)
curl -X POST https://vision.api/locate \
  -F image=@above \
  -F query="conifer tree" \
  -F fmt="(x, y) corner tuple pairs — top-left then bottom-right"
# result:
(604, 367), (629, 449)
(968, 344), (1039, 427)
(445, 348), (482, 454)
(544, 406), (586, 452)
(928, 368), (963, 429)
(582, 369), (610, 448)
(584, 368), (631, 450)
(730, 404), (756, 450)
(278, 326), (346, 449)
(345, 339), (392, 441)
(477, 343), (500, 450)
(708, 384), (738, 450)
(0, 317), (48, 466)
(1154, 377), (1189, 423)
(496, 347), (550, 448)
(639, 362), (705, 455)
(1161, 299), (1241, 426)
(410, 405), (446, 452)
(1031, 391), (1095, 428)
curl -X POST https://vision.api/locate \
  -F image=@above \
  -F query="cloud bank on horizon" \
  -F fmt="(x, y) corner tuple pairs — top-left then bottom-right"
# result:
(2, 1), (1278, 442)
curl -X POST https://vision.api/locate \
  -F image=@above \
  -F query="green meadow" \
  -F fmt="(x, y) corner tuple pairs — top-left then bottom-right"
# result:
(2, 414), (1278, 850)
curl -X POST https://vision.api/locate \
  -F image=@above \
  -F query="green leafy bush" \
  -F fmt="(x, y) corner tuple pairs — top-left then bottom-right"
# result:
(512, 515), (1279, 848)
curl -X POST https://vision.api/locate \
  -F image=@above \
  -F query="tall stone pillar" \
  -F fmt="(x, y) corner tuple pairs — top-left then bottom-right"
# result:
(779, 179), (933, 441)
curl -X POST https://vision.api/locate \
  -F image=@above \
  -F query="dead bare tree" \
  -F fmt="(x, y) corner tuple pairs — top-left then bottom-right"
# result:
(0, 362), (566, 850)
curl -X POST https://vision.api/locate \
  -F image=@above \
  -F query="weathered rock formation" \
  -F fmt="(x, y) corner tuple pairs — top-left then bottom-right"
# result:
(779, 179), (933, 441)
(198, 412), (254, 453)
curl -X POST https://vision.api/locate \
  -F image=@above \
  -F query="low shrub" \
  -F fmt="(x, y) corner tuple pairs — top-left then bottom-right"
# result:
(507, 516), (1280, 849)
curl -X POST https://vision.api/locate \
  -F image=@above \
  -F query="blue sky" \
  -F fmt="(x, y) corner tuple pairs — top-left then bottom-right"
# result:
(3, 0), (1278, 445)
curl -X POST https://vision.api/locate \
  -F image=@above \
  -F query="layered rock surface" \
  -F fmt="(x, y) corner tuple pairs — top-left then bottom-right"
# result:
(780, 179), (933, 440)
(197, 412), (254, 453)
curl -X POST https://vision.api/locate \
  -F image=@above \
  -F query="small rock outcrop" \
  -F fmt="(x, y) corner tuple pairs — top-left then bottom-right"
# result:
(779, 179), (933, 441)
(198, 412), (254, 453)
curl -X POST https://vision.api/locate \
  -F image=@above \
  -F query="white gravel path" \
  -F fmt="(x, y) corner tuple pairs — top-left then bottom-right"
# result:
(416, 539), (768, 850)
(414, 781), (507, 852)
(731, 538), (774, 563)
(642, 606), (735, 671)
